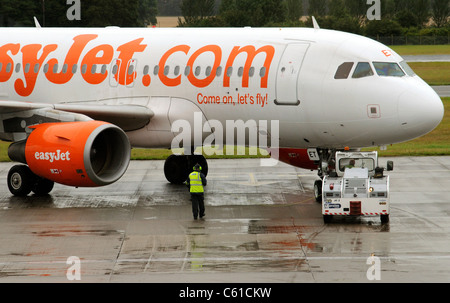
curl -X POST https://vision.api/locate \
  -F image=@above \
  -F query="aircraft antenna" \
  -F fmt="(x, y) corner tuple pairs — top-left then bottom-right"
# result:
(33, 17), (42, 28)
(312, 16), (320, 30)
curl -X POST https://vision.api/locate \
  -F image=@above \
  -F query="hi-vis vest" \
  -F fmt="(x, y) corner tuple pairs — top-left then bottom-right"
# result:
(189, 171), (204, 193)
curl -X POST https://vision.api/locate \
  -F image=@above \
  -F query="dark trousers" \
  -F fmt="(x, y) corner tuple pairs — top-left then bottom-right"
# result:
(191, 194), (205, 219)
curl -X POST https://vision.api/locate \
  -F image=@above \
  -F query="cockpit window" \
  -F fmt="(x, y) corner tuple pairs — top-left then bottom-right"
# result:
(399, 60), (416, 76)
(334, 62), (354, 79)
(352, 62), (374, 79)
(373, 62), (405, 77)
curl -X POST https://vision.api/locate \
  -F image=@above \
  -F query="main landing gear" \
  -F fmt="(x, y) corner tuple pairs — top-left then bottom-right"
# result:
(164, 154), (208, 184)
(7, 165), (54, 196)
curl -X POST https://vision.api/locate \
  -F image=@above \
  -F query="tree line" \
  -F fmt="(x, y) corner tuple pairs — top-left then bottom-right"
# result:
(0, 0), (448, 39)
(0, 0), (158, 27)
(178, 0), (450, 38)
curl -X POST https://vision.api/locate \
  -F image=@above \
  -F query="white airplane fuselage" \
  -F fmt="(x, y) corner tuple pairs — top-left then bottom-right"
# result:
(0, 27), (444, 151)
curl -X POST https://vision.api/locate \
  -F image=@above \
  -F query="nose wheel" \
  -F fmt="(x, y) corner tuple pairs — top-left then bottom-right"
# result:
(314, 179), (323, 202)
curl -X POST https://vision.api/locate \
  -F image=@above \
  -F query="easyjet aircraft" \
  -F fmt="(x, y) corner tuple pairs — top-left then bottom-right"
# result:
(0, 22), (444, 196)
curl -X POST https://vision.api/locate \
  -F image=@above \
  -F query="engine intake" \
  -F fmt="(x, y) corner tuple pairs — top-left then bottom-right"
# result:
(8, 121), (131, 187)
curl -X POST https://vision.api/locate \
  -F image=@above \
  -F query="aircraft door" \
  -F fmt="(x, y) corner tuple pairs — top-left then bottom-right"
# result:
(109, 58), (137, 87)
(275, 43), (310, 106)
(109, 58), (121, 87)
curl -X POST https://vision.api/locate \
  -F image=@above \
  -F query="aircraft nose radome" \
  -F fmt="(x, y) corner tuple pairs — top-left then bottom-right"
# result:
(398, 88), (444, 140)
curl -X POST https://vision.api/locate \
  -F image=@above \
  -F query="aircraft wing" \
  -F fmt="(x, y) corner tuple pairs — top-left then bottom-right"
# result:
(0, 100), (54, 114)
(54, 103), (153, 131)
(0, 101), (153, 132)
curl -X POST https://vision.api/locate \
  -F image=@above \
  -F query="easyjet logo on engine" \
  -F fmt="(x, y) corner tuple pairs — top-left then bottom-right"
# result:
(35, 150), (71, 163)
(0, 34), (275, 97)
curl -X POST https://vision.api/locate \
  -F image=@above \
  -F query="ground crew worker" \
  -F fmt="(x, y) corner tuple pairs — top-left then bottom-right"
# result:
(185, 163), (207, 220)
(346, 159), (356, 169)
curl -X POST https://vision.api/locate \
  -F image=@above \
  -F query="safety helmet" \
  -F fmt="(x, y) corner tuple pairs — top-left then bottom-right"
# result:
(193, 163), (202, 171)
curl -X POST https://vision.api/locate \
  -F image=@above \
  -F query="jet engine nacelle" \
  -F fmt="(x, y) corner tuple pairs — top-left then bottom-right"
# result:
(8, 121), (131, 187)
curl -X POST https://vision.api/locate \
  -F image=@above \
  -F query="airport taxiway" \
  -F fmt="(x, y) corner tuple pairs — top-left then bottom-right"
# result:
(433, 85), (450, 97)
(0, 157), (449, 283)
(406, 54), (449, 98)
(404, 54), (450, 62)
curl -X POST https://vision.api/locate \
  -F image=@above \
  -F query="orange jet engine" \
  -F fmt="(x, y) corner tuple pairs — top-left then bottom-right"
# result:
(8, 121), (131, 187)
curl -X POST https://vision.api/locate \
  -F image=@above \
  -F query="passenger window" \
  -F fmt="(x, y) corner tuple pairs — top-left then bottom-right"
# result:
(334, 62), (354, 79)
(163, 65), (169, 76)
(53, 63), (59, 73)
(352, 62), (374, 79)
(153, 65), (159, 75)
(174, 66), (180, 76)
(24, 63), (30, 73)
(195, 66), (201, 77)
(373, 62), (405, 77)
(62, 64), (68, 74)
(249, 66), (255, 77)
(15, 63), (21, 73)
(101, 64), (107, 74)
(227, 67), (233, 77)
(143, 65), (149, 75)
(259, 67), (266, 77)
(205, 66), (211, 77)
(128, 65), (134, 75)
(184, 66), (190, 76)
(238, 67), (244, 77)
(112, 65), (118, 75)
(216, 66), (222, 77)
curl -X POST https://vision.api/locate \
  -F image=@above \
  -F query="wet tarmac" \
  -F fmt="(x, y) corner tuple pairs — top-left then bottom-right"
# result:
(0, 157), (449, 283)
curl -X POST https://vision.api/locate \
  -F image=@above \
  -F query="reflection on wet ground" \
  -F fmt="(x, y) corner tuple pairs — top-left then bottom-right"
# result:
(0, 158), (449, 282)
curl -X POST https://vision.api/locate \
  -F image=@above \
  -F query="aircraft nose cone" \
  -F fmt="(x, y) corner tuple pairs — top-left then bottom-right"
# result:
(398, 87), (444, 140)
